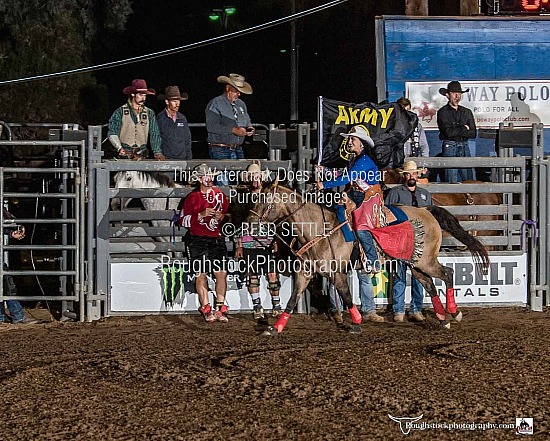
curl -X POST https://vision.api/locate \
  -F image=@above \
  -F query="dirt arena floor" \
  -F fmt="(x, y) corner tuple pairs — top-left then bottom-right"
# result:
(1, 307), (548, 440)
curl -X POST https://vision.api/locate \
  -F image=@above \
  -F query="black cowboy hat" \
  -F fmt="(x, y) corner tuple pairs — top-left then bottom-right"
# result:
(439, 81), (469, 96)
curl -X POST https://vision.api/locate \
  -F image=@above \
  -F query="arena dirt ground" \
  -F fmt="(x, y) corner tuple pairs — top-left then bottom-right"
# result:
(0, 306), (548, 440)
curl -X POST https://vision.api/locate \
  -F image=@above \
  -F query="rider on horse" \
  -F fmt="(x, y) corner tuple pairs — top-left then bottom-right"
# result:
(316, 126), (383, 272)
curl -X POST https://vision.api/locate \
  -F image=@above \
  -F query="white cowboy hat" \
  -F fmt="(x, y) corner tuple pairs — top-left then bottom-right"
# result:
(399, 160), (427, 175)
(340, 126), (374, 148)
(240, 162), (269, 182)
(217, 73), (253, 94)
(190, 163), (221, 183)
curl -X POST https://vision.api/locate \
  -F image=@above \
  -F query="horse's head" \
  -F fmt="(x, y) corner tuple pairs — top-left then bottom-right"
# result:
(246, 178), (301, 225)
(113, 171), (136, 189)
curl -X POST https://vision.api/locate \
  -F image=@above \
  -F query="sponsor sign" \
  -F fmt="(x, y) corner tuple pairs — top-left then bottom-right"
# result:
(110, 260), (293, 313)
(406, 80), (550, 129)
(350, 254), (527, 305)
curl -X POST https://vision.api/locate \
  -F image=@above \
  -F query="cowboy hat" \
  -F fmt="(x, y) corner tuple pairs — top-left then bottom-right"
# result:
(158, 85), (189, 101)
(439, 81), (469, 96)
(217, 73), (253, 94)
(399, 160), (427, 175)
(340, 126), (375, 148)
(240, 162), (270, 182)
(122, 79), (156, 95)
(190, 163), (221, 183)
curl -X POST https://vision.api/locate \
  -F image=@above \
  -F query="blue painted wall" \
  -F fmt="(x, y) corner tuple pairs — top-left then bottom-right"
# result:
(378, 16), (550, 154)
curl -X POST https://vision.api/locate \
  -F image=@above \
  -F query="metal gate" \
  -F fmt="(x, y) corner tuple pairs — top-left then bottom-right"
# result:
(0, 138), (86, 320)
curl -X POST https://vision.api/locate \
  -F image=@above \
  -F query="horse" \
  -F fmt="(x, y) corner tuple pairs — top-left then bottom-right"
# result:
(383, 170), (503, 249)
(247, 183), (490, 336)
(112, 171), (182, 244)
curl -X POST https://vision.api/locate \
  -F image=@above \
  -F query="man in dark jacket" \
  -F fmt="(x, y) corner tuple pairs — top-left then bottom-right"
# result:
(437, 81), (477, 183)
(156, 86), (192, 160)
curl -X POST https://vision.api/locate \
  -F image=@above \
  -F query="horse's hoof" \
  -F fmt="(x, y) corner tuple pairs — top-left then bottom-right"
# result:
(262, 326), (279, 337)
(349, 324), (362, 334)
(440, 321), (451, 329)
(451, 311), (463, 322)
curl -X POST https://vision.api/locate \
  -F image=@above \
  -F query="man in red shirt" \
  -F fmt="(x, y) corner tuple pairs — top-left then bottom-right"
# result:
(181, 164), (230, 322)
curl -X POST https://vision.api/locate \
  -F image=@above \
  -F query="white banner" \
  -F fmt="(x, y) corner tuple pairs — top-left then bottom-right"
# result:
(350, 254), (527, 305)
(406, 80), (550, 129)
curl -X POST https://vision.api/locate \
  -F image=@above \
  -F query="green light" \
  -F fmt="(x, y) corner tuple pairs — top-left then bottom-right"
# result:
(209, 12), (221, 21)
(224, 6), (237, 15)
(280, 49), (287, 53)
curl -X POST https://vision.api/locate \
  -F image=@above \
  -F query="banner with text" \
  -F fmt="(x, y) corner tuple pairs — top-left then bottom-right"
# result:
(349, 254), (527, 305)
(406, 80), (550, 129)
(318, 97), (417, 169)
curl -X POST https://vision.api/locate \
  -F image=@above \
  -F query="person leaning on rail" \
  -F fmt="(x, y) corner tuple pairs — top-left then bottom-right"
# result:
(107, 79), (164, 160)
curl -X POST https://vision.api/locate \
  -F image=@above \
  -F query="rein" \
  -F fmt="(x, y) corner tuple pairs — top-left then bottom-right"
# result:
(252, 187), (348, 259)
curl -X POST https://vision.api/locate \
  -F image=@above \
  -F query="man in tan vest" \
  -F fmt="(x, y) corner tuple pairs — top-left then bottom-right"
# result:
(108, 79), (164, 160)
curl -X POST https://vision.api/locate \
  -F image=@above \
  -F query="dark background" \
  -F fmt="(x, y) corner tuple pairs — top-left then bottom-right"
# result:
(92, 0), (487, 126)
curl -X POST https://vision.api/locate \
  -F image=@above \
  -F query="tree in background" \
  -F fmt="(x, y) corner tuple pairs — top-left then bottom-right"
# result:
(0, 0), (133, 126)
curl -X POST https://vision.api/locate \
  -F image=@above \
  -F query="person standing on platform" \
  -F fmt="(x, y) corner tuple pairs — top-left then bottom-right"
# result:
(107, 79), (163, 160)
(156, 86), (192, 160)
(436, 81), (477, 183)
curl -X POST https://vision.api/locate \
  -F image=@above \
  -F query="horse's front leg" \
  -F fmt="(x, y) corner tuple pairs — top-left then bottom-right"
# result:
(332, 272), (362, 334)
(263, 268), (311, 336)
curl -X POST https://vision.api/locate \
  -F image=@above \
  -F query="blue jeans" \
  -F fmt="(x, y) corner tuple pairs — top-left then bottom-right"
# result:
(358, 270), (376, 314)
(356, 230), (378, 268)
(0, 300), (25, 323)
(209, 146), (244, 186)
(442, 140), (474, 183)
(392, 261), (424, 314)
(208, 146), (244, 160)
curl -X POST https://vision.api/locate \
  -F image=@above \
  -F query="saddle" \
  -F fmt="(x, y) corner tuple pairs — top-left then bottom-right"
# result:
(345, 186), (415, 262)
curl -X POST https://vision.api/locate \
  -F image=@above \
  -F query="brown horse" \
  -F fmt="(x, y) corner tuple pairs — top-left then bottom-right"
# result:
(383, 170), (502, 247)
(247, 183), (489, 336)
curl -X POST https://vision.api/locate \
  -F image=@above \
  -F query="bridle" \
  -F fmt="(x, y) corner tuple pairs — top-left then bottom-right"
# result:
(250, 185), (349, 259)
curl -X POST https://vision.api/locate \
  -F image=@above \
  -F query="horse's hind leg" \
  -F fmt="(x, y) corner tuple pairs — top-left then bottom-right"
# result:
(264, 269), (311, 336)
(332, 272), (362, 334)
(411, 268), (450, 329)
(415, 262), (461, 322)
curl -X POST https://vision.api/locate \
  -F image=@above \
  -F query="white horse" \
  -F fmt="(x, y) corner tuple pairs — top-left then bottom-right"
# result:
(112, 171), (182, 244)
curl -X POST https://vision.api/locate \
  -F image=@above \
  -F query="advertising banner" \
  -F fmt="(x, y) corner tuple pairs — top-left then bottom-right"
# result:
(350, 254), (527, 305)
(406, 80), (550, 129)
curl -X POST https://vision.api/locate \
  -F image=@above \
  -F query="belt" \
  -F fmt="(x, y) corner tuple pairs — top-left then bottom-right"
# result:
(209, 143), (239, 150)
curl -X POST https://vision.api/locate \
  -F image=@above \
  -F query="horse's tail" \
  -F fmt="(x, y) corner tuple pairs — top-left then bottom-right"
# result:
(426, 205), (490, 275)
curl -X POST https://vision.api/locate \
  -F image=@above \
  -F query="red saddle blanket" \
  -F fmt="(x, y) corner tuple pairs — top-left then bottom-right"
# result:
(369, 221), (415, 261)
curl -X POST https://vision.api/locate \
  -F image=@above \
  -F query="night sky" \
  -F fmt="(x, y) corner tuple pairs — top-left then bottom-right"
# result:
(92, 0), (479, 125)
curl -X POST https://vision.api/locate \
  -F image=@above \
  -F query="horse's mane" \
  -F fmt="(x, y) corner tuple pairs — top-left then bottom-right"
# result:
(267, 184), (338, 222)
(136, 171), (176, 188)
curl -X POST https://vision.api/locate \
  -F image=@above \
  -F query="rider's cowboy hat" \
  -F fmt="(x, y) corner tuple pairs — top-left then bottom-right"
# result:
(439, 81), (469, 96)
(340, 126), (375, 148)
(240, 162), (269, 182)
(190, 163), (221, 183)
(217, 73), (253, 94)
(122, 79), (156, 95)
(399, 160), (427, 175)
(158, 85), (189, 101)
